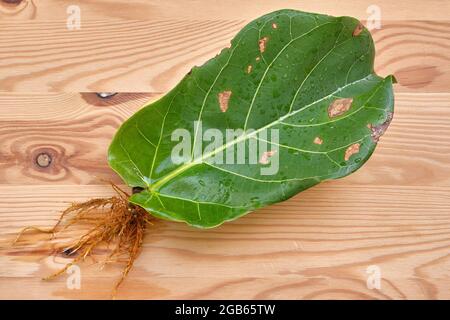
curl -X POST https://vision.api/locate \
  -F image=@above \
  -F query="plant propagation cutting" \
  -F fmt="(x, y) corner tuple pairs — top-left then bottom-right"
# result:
(14, 9), (395, 296)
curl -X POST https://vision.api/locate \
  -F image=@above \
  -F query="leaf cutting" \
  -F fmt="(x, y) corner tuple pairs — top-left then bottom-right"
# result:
(13, 9), (395, 296)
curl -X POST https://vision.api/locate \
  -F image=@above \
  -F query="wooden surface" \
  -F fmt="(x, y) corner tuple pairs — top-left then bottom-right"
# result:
(0, 0), (449, 300)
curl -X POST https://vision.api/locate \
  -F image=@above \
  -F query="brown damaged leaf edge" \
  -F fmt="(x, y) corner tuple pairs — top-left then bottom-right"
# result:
(11, 9), (395, 298)
(369, 112), (394, 142)
(352, 22), (364, 36)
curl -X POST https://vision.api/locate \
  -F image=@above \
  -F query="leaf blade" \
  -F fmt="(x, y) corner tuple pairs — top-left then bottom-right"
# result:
(108, 9), (395, 228)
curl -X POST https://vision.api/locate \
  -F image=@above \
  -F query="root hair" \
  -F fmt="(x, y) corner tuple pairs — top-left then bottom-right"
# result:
(13, 183), (152, 298)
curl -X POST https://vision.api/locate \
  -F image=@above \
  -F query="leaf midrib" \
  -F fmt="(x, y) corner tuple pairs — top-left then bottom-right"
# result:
(149, 18), (370, 192)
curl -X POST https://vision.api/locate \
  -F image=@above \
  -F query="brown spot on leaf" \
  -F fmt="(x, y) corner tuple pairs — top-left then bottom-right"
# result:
(370, 112), (393, 142)
(314, 137), (323, 145)
(247, 65), (253, 74)
(328, 98), (353, 118)
(272, 23), (278, 29)
(344, 143), (360, 161)
(259, 37), (268, 53)
(353, 23), (364, 36)
(218, 90), (232, 112)
(259, 150), (276, 164)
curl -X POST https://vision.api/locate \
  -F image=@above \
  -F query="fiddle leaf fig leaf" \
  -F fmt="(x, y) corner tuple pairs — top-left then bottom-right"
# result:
(108, 9), (395, 228)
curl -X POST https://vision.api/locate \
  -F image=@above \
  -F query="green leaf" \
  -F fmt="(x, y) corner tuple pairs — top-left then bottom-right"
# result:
(108, 9), (395, 228)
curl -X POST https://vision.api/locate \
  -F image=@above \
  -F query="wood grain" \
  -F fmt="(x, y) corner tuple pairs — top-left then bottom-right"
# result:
(1, 0), (449, 300)
(0, 19), (449, 92)
(1, 93), (449, 187)
(1, 0), (449, 21)
(1, 185), (449, 299)
(0, 92), (449, 299)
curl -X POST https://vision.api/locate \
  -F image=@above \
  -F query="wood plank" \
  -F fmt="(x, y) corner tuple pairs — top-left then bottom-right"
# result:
(1, 184), (449, 299)
(1, 19), (449, 92)
(1, 0), (449, 21)
(0, 91), (449, 299)
(1, 0), (449, 300)
(1, 93), (449, 186)
(0, 92), (157, 185)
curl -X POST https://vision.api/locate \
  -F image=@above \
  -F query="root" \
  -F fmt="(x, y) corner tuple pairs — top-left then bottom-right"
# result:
(13, 183), (152, 298)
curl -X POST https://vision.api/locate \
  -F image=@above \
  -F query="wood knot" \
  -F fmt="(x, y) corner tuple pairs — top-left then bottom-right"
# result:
(27, 146), (67, 181)
(35, 152), (52, 168)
